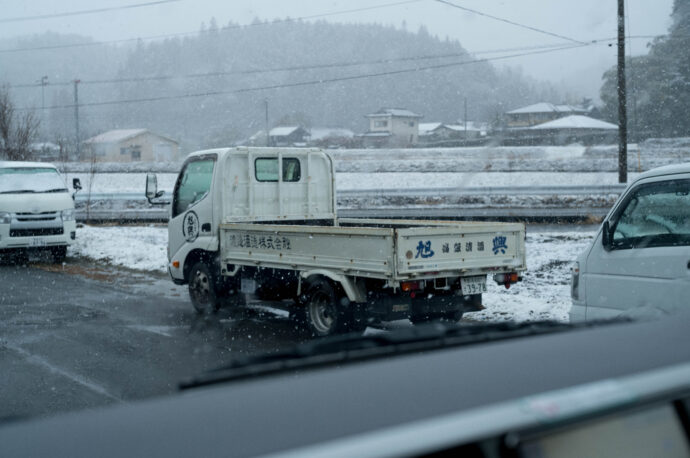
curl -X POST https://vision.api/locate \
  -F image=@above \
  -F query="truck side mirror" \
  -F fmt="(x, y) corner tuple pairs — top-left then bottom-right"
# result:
(601, 221), (611, 251)
(73, 178), (82, 191)
(146, 173), (166, 205)
(146, 173), (158, 199)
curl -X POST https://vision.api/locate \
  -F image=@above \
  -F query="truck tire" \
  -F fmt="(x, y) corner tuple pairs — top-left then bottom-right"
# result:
(299, 279), (366, 337)
(188, 261), (222, 314)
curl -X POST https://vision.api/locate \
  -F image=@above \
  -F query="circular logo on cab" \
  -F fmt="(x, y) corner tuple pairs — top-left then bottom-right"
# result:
(182, 211), (200, 242)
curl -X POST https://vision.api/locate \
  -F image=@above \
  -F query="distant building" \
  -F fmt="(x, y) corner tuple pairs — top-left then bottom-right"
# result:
(358, 108), (422, 148)
(527, 115), (618, 145)
(269, 126), (309, 147)
(418, 121), (486, 146)
(504, 103), (590, 128)
(82, 129), (179, 162)
(307, 127), (355, 148)
(30, 142), (64, 161)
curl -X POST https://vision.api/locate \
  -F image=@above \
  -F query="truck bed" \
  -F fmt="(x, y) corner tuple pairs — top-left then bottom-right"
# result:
(219, 219), (525, 281)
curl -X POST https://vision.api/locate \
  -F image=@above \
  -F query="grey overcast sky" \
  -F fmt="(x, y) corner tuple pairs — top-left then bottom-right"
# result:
(0, 0), (675, 99)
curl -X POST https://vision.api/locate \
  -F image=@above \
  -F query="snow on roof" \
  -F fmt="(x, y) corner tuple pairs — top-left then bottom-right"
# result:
(269, 126), (302, 137)
(308, 128), (354, 141)
(636, 162), (690, 181)
(506, 103), (588, 115)
(84, 129), (149, 144)
(419, 123), (443, 134)
(367, 108), (422, 118)
(0, 161), (57, 169)
(530, 115), (618, 130)
(446, 123), (483, 132)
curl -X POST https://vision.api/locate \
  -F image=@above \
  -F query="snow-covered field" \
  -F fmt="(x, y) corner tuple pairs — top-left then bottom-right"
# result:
(66, 171), (640, 195)
(70, 224), (595, 323)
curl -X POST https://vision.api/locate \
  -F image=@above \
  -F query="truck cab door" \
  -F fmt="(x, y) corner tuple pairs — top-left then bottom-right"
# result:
(168, 156), (216, 269)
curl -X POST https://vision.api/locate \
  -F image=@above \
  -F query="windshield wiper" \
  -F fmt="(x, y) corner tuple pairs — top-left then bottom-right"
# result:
(41, 188), (68, 193)
(0, 190), (36, 194)
(180, 319), (628, 390)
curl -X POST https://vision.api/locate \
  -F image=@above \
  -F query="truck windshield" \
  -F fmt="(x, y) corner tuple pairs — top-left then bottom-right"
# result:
(173, 158), (215, 217)
(0, 167), (68, 194)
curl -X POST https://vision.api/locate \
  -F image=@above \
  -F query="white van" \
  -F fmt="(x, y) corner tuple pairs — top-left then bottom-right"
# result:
(570, 163), (690, 321)
(0, 161), (81, 263)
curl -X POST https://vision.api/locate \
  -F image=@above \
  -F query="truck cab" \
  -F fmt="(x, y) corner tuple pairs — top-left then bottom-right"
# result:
(163, 147), (335, 285)
(0, 161), (80, 263)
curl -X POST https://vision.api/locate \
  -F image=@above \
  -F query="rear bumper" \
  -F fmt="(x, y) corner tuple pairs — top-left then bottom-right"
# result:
(366, 290), (482, 321)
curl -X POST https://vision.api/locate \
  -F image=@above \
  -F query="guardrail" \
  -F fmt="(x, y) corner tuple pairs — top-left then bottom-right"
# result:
(75, 185), (626, 203)
(75, 184), (620, 222)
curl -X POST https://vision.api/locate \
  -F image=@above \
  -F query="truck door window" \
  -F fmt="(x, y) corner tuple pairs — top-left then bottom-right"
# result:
(173, 159), (214, 217)
(255, 158), (301, 182)
(611, 179), (690, 249)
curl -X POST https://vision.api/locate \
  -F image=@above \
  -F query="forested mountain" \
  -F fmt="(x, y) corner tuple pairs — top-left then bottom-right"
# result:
(1, 19), (559, 151)
(601, 0), (690, 139)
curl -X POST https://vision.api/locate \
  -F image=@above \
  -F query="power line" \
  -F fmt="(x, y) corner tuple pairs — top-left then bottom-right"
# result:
(0, 0), (181, 24)
(0, 0), (422, 54)
(6, 42), (574, 89)
(18, 43), (589, 112)
(434, 0), (587, 45)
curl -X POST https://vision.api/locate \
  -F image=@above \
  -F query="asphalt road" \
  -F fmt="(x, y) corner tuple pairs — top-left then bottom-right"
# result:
(0, 254), (307, 422)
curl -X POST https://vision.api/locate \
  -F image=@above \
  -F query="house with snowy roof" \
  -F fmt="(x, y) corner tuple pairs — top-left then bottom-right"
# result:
(358, 108), (422, 148)
(528, 115), (618, 145)
(268, 126), (309, 147)
(82, 129), (179, 162)
(505, 103), (589, 128)
(306, 127), (355, 148)
(418, 121), (486, 146)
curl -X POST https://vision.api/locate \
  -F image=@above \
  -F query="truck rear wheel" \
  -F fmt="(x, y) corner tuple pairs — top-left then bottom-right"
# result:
(189, 262), (222, 314)
(299, 279), (366, 337)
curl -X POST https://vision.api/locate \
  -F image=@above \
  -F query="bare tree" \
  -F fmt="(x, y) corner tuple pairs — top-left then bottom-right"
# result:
(0, 87), (40, 161)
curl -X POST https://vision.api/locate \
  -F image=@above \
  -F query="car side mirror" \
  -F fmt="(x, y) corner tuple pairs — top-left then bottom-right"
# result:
(73, 178), (82, 191)
(601, 221), (612, 251)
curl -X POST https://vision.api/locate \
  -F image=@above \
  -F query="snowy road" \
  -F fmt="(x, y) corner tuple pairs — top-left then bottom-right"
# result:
(1, 223), (595, 420)
(71, 223), (596, 323)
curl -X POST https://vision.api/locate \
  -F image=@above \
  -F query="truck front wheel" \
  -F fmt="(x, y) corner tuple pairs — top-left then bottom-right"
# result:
(189, 262), (222, 314)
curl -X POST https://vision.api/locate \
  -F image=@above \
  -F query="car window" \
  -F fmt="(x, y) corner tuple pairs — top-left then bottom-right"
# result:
(612, 179), (690, 249)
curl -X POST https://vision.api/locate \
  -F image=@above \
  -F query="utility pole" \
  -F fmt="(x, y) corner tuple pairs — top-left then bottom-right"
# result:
(463, 97), (468, 144)
(39, 76), (48, 113)
(617, 0), (628, 183)
(264, 99), (270, 147)
(74, 79), (81, 160)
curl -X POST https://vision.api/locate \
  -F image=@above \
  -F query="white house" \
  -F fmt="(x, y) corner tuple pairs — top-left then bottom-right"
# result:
(359, 108), (422, 148)
(82, 129), (179, 162)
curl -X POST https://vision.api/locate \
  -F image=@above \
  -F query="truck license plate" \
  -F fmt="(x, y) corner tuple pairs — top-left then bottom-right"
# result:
(30, 238), (46, 247)
(461, 276), (487, 295)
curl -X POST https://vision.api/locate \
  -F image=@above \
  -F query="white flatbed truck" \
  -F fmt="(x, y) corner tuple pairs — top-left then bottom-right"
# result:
(147, 147), (526, 336)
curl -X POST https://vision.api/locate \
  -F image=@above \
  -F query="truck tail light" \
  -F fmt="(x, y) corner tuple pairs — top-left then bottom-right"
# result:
(493, 272), (521, 289)
(401, 281), (422, 292)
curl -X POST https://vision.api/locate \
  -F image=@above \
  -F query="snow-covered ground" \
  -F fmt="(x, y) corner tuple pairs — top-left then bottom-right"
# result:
(70, 224), (595, 323)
